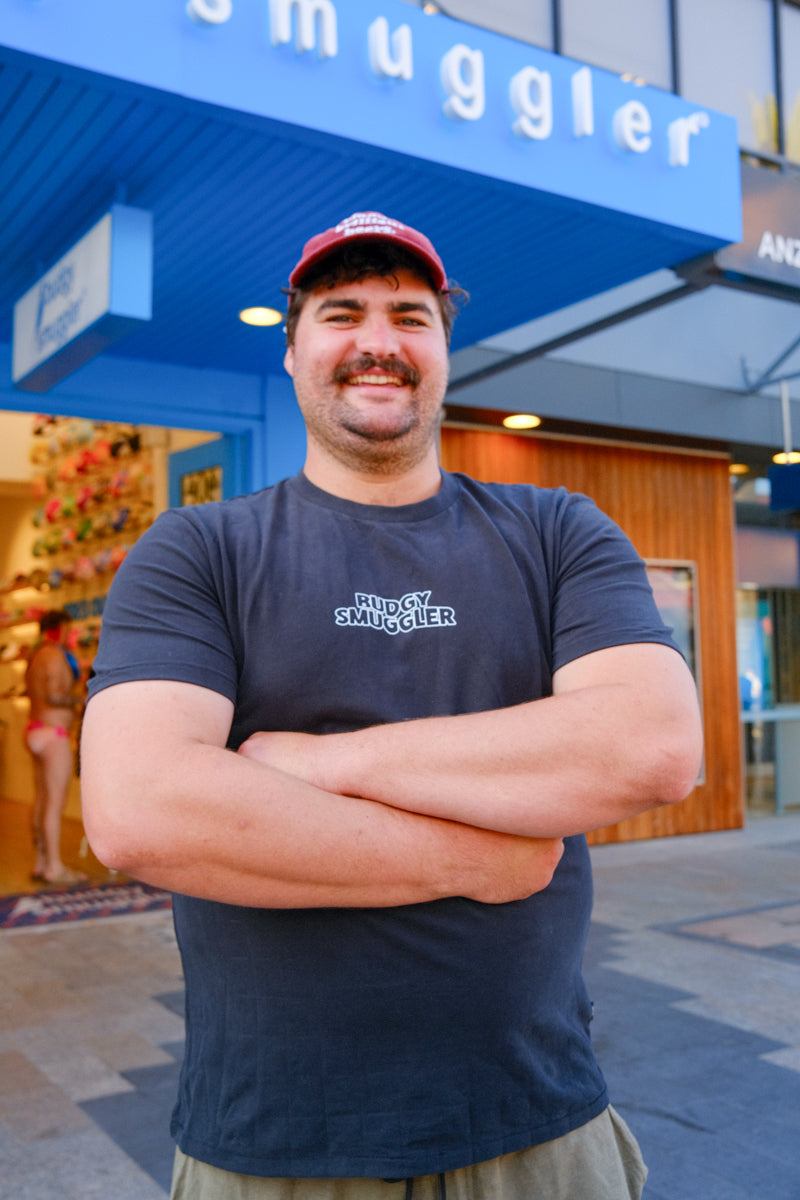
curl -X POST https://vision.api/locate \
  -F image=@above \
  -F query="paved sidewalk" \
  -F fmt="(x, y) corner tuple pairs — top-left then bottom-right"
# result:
(1, 812), (799, 1199)
(587, 811), (800, 1200)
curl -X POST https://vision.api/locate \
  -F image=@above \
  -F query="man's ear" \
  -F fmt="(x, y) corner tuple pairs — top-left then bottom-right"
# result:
(283, 345), (294, 378)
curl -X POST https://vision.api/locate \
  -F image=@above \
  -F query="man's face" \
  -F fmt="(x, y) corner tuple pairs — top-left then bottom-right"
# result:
(284, 269), (450, 474)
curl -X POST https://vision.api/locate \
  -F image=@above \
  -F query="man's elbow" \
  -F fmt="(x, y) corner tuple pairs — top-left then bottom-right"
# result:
(645, 723), (704, 807)
(82, 781), (157, 877)
(82, 818), (141, 877)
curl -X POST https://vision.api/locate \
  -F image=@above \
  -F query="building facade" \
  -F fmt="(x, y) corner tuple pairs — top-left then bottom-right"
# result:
(1, 0), (799, 837)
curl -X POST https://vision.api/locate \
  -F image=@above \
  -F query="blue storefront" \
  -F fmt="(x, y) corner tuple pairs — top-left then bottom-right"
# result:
(3, 0), (760, 838)
(0, 0), (741, 491)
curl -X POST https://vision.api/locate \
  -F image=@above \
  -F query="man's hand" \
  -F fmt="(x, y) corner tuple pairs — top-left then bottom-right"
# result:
(238, 730), (326, 786)
(447, 825), (564, 904)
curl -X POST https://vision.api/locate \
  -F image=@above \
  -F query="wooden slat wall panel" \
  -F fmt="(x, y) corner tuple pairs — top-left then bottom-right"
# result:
(441, 427), (743, 842)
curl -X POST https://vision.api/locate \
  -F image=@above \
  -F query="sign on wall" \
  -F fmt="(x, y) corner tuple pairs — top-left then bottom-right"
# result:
(715, 164), (800, 295)
(12, 205), (152, 393)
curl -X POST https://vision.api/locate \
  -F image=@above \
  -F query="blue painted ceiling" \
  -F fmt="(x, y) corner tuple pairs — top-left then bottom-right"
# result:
(0, 45), (726, 383)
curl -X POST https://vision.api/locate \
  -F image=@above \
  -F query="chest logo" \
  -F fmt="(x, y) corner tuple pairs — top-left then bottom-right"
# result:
(334, 590), (457, 635)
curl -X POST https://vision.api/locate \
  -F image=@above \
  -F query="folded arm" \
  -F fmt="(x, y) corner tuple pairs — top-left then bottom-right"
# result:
(80, 680), (563, 909)
(239, 642), (704, 839)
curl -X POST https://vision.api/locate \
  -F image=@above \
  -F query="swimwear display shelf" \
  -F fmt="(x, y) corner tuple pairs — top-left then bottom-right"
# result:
(0, 415), (157, 811)
(26, 414), (155, 594)
(0, 415), (156, 685)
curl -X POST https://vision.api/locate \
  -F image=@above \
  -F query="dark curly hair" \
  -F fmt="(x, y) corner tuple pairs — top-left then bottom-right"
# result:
(40, 609), (70, 634)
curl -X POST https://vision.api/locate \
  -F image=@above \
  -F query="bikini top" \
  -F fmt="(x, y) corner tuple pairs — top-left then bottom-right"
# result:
(62, 647), (80, 681)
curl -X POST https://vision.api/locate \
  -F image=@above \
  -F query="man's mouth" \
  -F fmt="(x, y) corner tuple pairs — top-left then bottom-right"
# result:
(345, 373), (405, 387)
(334, 357), (420, 389)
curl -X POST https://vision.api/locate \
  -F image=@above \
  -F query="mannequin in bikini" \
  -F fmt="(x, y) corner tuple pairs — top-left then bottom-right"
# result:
(25, 609), (87, 885)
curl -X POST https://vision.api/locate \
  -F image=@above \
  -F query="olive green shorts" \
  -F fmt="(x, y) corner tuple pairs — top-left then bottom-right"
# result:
(170, 1105), (647, 1200)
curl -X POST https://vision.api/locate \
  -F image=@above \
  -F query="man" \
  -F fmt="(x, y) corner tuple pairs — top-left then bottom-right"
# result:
(81, 212), (703, 1199)
(25, 608), (87, 885)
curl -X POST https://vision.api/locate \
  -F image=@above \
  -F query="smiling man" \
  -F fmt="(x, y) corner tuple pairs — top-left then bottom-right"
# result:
(81, 212), (703, 1200)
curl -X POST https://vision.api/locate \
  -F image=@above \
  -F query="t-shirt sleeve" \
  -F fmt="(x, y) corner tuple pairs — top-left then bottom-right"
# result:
(546, 490), (680, 673)
(87, 507), (238, 703)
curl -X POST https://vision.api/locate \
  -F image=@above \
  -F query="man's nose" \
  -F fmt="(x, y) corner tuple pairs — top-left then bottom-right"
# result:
(354, 315), (402, 358)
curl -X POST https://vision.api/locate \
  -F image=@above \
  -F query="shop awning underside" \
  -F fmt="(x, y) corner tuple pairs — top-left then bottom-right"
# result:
(0, 46), (730, 383)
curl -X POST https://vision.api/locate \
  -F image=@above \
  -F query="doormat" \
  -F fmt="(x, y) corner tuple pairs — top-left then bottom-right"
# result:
(0, 880), (172, 929)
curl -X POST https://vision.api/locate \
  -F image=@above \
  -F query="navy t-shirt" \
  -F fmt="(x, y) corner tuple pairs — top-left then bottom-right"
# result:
(88, 470), (678, 1178)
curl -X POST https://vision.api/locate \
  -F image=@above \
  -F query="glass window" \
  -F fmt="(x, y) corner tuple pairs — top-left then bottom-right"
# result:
(781, 3), (800, 160)
(560, 0), (672, 90)
(677, 0), (776, 153)
(394, 0), (553, 49)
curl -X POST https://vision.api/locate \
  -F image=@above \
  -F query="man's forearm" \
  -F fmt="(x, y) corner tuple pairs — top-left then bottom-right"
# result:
(318, 696), (663, 836)
(245, 701), (635, 839)
(241, 646), (703, 839)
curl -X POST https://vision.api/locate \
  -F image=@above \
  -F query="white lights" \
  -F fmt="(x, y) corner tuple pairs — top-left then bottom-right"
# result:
(502, 413), (541, 430)
(239, 306), (282, 327)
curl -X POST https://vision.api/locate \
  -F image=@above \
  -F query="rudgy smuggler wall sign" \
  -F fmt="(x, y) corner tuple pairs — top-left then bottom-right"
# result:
(12, 206), (153, 393)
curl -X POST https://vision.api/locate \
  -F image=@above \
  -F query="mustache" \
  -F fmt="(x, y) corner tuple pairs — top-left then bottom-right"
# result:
(333, 356), (420, 388)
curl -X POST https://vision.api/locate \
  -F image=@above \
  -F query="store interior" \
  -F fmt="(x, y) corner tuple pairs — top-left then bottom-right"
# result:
(0, 410), (219, 896)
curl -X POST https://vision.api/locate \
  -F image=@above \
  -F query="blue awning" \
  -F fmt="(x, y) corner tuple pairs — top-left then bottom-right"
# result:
(0, 0), (741, 384)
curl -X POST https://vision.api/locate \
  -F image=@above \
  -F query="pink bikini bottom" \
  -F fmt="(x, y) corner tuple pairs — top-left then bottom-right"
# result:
(26, 721), (69, 753)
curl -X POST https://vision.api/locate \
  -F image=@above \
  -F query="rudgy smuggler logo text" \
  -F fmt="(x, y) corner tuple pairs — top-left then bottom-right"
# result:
(334, 590), (457, 635)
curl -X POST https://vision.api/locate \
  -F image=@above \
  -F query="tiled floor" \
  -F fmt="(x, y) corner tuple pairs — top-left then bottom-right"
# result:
(0, 797), (118, 896)
(0, 910), (184, 1199)
(2, 812), (800, 1199)
(589, 815), (800, 1200)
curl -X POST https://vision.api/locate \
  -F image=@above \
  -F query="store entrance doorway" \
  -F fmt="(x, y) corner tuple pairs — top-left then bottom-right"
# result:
(0, 410), (240, 895)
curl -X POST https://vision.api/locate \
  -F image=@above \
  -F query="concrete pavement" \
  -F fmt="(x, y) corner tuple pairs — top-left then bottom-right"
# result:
(1, 811), (799, 1199)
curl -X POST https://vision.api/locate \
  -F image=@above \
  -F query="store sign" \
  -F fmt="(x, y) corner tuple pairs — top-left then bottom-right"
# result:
(769, 462), (800, 511)
(187, 1), (711, 168)
(12, 205), (152, 393)
(0, 0), (741, 245)
(715, 164), (800, 293)
(180, 1), (713, 167)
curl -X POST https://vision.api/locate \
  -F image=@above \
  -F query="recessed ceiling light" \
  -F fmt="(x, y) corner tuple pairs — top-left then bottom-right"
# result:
(502, 413), (542, 430)
(729, 463), (749, 475)
(772, 450), (800, 464)
(239, 306), (282, 327)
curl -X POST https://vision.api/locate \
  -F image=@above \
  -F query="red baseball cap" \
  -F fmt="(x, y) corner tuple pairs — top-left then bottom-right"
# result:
(288, 212), (448, 291)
